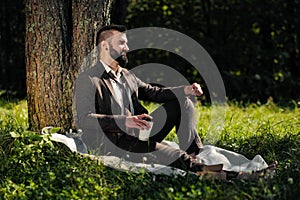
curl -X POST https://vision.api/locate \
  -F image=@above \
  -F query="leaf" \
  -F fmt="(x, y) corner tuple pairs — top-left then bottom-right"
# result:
(50, 127), (61, 134)
(10, 132), (20, 138)
(28, 133), (43, 141)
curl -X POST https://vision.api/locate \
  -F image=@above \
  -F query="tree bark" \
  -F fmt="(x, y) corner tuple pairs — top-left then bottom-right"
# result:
(25, 0), (112, 132)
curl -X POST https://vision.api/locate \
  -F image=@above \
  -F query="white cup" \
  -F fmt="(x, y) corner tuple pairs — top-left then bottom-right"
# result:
(138, 122), (153, 141)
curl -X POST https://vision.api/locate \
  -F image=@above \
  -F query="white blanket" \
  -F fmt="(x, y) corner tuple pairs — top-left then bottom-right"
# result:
(48, 133), (268, 176)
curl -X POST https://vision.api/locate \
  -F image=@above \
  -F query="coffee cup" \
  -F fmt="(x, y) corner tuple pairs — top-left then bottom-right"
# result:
(138, 120), (153, 141)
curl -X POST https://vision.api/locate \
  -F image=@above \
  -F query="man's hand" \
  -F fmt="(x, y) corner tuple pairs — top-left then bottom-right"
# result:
(184, 83), (203, 96)
(125, 113), (152, 130)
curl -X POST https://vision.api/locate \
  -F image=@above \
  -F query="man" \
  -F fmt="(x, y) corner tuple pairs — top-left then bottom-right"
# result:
(74, 25), (224, 173)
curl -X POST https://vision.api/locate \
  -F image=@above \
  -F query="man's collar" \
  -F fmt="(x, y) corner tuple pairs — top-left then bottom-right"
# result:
(100, 59), (122, 79)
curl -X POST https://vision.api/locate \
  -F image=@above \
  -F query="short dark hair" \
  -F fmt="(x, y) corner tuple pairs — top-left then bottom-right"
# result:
(96, 25), (127, 46)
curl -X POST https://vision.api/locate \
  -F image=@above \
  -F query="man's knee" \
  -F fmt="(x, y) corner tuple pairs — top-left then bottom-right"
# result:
(164, 97), (194, 110)
(183, 97), (195, 112)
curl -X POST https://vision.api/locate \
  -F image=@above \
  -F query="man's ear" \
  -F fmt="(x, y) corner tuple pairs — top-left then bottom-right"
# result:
(100, 41), (109, 51)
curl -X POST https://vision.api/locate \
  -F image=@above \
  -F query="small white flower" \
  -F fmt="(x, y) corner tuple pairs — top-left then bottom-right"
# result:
(142, 157), (147, 162)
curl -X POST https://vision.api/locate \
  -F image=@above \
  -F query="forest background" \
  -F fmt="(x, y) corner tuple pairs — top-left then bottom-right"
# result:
(1, 0), (299, 103)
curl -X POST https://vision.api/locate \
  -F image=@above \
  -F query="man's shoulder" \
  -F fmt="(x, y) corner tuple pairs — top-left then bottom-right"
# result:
(77, 62), (105, 79)
(121, 67), (136, 77)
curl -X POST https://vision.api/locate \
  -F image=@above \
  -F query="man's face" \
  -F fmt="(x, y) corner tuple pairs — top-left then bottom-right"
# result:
(108, 31), (129, 67)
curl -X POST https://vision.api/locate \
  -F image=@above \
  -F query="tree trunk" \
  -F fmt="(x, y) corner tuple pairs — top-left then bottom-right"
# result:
(25, 0), (112, 132)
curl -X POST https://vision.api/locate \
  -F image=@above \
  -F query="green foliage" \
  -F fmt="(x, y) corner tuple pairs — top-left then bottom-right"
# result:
(0, 100), (300, 199)
(0, 0), (26, 98)
(0, 99), (28, 134)
(124, 0), (300, 102)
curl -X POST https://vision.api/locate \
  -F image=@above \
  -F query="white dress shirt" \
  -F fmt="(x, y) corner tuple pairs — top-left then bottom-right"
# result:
(100, 60), (134, 115)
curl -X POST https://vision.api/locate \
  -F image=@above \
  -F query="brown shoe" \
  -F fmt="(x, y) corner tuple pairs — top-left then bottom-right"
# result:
(190, 163), (223, 173)
(203, 164), (223, 172)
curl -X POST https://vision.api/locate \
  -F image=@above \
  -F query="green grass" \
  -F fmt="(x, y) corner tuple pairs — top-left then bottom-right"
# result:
(0, 99), (299, 199)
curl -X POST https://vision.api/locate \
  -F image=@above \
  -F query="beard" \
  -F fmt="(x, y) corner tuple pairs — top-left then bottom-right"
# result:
(109, 44), (128, 68)
(115, 55), (128, 68)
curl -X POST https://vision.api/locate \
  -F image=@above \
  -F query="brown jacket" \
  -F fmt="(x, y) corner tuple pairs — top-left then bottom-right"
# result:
(74, 61), (185, 153)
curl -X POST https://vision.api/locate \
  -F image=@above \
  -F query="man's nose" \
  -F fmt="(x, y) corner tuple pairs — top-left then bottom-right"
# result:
(124, 43), (129, 52)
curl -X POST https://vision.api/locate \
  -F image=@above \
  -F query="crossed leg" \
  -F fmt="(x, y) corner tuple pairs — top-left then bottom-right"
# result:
(149, 97), (203, 155)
